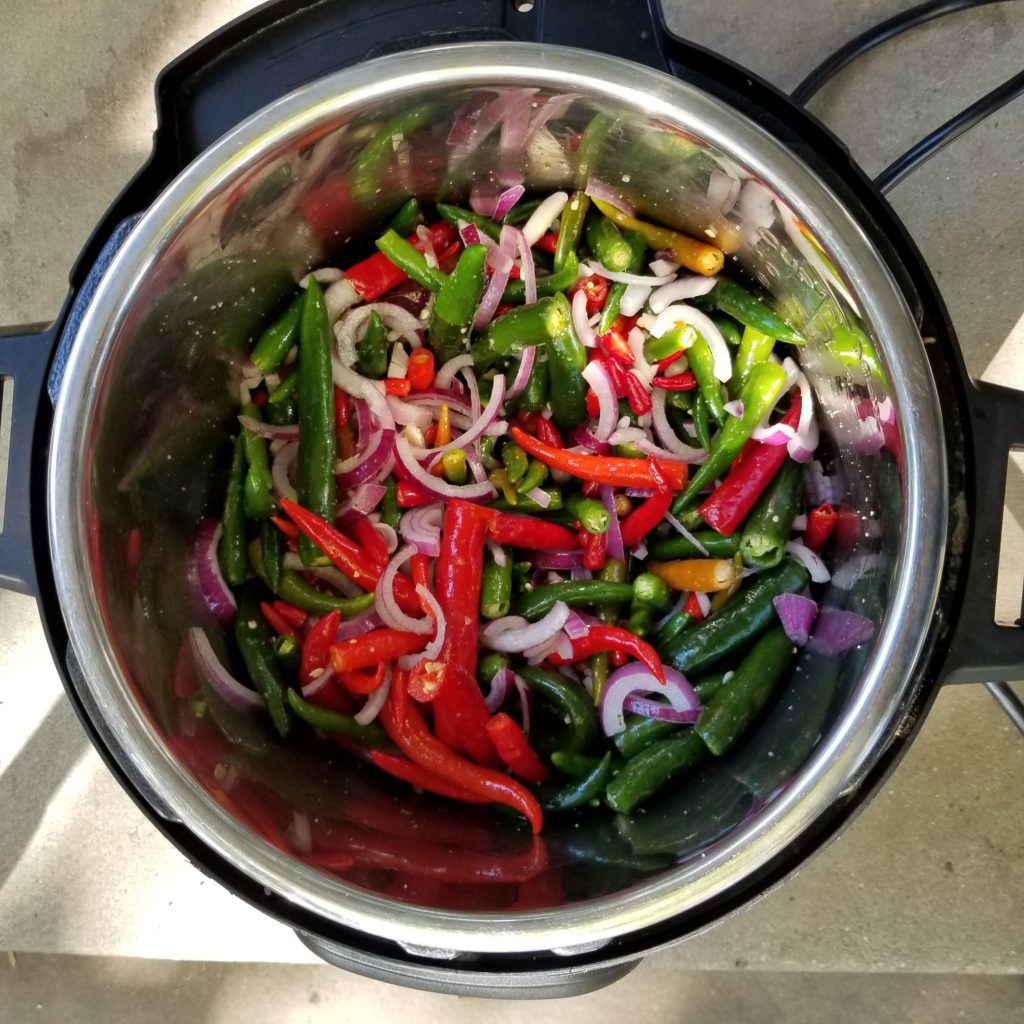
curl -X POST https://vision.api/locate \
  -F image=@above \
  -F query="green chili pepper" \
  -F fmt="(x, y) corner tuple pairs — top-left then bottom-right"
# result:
(565, 494), (610, 534)
(575, 112), (617, 181)
(739, 458), (804, 569)
(550, 750), (604, 776)
(513, 579), (635, 620)
(388, 196), (421, 235)
(688, 332), (728, 427)
(436, 202), (501, 240)
(695, 625), (795, 755)
(518, 666), (599, 754)
(286, 688), (388, 746)
(474, 294), (571, 368)
(613, 715), (680, 760)
(501, 443), (528, 484)
(234, 590), (291, 737)
(605, 730), (707, 814)
(676, 361), (789, 508)
(248, 539), (375, 616)
(586, 208), (633, 271)
(546, 319), (588, 430)
(267, 367), (298, 405)
(264, 397), (297, 426)
(503, 195), (544, 225)
(516, 459), (549, 495)
(662, 557), (808, 676)
(628, 572), (671, 636)
(250, 292), (303, 374)
(691, 392), (712, 451)
(733, 326), (775, 394)
(374, 229), (448, 292)
(714, 316), (743, 347)
(706, 277), (801, 343)
(501, 254), (579, 304)
(355, 310), (388, 379)
(643, 325), (696, 364)
(539, 752), (613, 812)
(478, 652), (510, 686)
(274, 634), (301, 674)
(518, 356), (550, 413)
(654, 610), (692, 651)
(429, 243), (488, 362)
(352, 105), (434, 208)
(693, 671), (731, 703)
(590, 559), (629, 699)
(480, 550), (513, 620)
(648, 530), (741, 561)
(554, 191), (590, 271)
(260, 519), (283, 593)
(219, 435), (248, 586)
(435, 448), (464, 485)
(598, 231), (646, 333)
(297, 277), (336, 565)
(488, 467), (518, 504)
(490, 492), (567, 516)
(240, 403), (274, 520)
(381, 476), (400, 531)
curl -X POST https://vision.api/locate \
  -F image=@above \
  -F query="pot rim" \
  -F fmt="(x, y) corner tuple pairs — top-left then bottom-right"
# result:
(47, 41), (947, 955)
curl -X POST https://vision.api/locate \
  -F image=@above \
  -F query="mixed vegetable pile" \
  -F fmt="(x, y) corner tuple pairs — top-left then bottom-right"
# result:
(190, 181), (876, 840)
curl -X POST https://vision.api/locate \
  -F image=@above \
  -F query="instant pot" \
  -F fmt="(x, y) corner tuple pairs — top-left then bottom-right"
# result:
(1, 0), (1021, 999)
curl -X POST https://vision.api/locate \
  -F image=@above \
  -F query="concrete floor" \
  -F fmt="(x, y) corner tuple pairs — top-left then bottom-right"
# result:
(1, 0), (1023, 1020)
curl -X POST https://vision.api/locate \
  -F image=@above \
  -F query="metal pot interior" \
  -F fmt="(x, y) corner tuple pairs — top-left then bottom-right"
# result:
(49, 45), (946, 955)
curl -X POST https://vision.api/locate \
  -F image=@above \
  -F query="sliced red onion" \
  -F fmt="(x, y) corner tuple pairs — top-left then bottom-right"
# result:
(335, 303), (423, 367)
(355, 665), (392, 725)
(484, 667), (514, 713)
(792, 514), (808, 531)
(566, 422), (612, 454)
(563, 609), (596, 639)
(648, 276), (718, 314)
(400, 503), (443, 558)
(635, 436), (706, 465)
(415, 223), (439, 269)
(331, 363), (396, 435)
(395, 436), (496, 502)
(325, 278), (361, 323)
(458, 220), (484, 248)
(401, 388), (472, 414)
(583, 262), (675, 286)
(522, 191), (569, 246)
(193, 520), (237, 624)
(525, 486), (551, 509)
(375, 545), (435, 635)
(582, 360), (618, 442)
(465, 445), (488, 482)
(301, 665), (337, 700)
(334, 607), (382, 641)
(447, 89), (500, 149)
(527, 549), (583, 570)
(433, 354), (474, 389)
(707, 170), (741, 214)
(336, 418), (395, 490)
(650, 389), (707, 461)
(584, 179), (634, 217)
(188, 627), (263, 711)
(752, 422), (796, 445)
(620, 283), (652, 318)
(633, 539), (648, 560)
(300, 267), (343, 288)
(397, 586), (446, 668)
(237, 415), (300, 442)
(600, 664), (699, 736)
(421, 372), (506, 459)
(807, 608), (875, 654)
(500, 90), (536, 151)
(572, 288), (598, 348)
(787, 372), (818, 463)
(376, 521), (399, 555)
(570, 566), (593, 581)
(609, 424), (645, 446)
(665, 511), (709, 555)
(600, 485), (625, 563)
(508, 225), (537, 305)
(785, 540), (831, 583)
(271, 441), (299, 500)
(336, 482), (386, 519)
(281, 552), (361, 598)
(724, 399), (744, 419)
(651, 305), (732, 382)
(624, 694), (701, 725)
(507, 345), (537, 401)
(470, 180), (526, 220)
(526, 91), (578, 138)
(386, 396), (433, 429)
(804, 459), (836, 507)
(773, 592), (819, 646)
(473, 226), (518, 330)
(481, 601), (571, 652)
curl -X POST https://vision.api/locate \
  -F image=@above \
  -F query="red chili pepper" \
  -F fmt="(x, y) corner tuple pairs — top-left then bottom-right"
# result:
(581, 480), (602, 499)
(485, 714), (551, 784)
(300, 610), (340, 686)
(348, 513), (389, 569)
(411, 552), (432, 592)
(329, 628), (426, 674)
(533, 415), (563, 449)
(683, 591), (706, 622)
(368, 751), (493, 805)
(270, 514), (300, 540)
(380, 671), (543, 833)
(651, 370), (698, 391)
(548, 625), (666, 684)
(610, 650), (627, 668)
(432, 501), (500, 765)
(494, 303), (515, 319)
(599, 351), (630, 396)
(804, 502), (837, 552)
(385, 377), (412, 397)
(581, 529), (608, 571)
(510, 426), (689, 490)
(623, 371), (653, 415)
(251, 390), (267, 408)
(279, 498), (421, 614)
(338, 662), (387, 695)
(407, 659), (446, 702)
(570, 273), (610, 316)
(585, 388), (601, 418)
(406, 348), (436, 392)
(334, 387), (350, 429)
(436, 240), (463, 274)
(487, 512), (579, 551)
(834, 503), (862, 550)
(620, 487), (673, 547)
(342, 221), (457, 300)
(271, 600), (307, 631)
(534, 231), (560, 254)
(260, 601), (298, 640)
(395, 481), (436, 508)
(656, 349), (686, 372)
(697, 392), (802, 536)
(598, 325), (636, 366)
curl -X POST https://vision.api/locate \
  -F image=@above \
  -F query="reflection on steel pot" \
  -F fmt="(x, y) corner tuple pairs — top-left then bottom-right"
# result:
(0, 0), (1021, 1001)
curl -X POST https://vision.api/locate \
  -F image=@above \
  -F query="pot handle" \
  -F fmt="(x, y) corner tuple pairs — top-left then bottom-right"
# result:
(294, 931), (637, 999)
(941, 378), (1024, 684)
(0, 323), (59, 596)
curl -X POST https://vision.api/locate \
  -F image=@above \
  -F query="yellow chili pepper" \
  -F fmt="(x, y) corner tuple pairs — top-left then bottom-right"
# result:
(429, 402), (453, 477)
(649, 558), (739, 593)
(592, 198), (724, 276)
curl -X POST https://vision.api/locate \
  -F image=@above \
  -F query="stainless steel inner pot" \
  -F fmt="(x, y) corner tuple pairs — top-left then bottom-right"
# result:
(47, 43), (945, 957)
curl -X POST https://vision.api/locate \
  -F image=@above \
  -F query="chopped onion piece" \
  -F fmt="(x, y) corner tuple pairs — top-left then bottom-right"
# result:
(395, 436), (496, 502)
(525, 486), (551, 509)
(584, 179), (634, 216)
(507, 346), (537, 401)
(600, 485), (625, 562)
(583, 262), (675, 286)
(648, 276), (717, 314)
(522, 191), (569, 246)
(619, 283), (653, 317)
(434, 353), (475, 389)
(582, 360), (618, 441)
(238, 415), (300, 442)
(785, 540), (831, 583)
(481, 601), (571, 653)
(650, 389), (706, 461)
(484, 667), (514, 713)
(571, 288), (598, 348)
(665, 512), (709, 554)
(773, 592), (819, 646)
(724, 399), (744, 419)
(271, 441), (299, 501)
(400, 503), (443, 558)
(649, 304), (732, 382)
(787, 371), (819, 462)
(423, 372), (506, 459)
(808, 608), (875, 654)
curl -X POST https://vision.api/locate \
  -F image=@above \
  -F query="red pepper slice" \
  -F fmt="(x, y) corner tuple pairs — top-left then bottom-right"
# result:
(270, 514), (299, 540)
(348, 513), (389, 569)
(697, 392), (802, 536)
(334, 387), (350, 429)
(585, 388), (601, 418)
(411, 552), (432, 592)
(581, 529), (608, 571)
(260, 601), (298, 640)
(804, 502), (837, 552)
(597, 325), (636, 366)
(343, 221), (457, 301)
(534, 231), (560, 255)
(683, 591), (706, 622)
(487, 512), (580, 551)
(600, 352), (630, 396)
(533, 415), (563, 449)
(623, 370), (653, 415)
(485, 714), (551, 784)
(651, 370), (698, 391)
(385, 378), (412, 397)
(570, 273), (610, 316)
(329, 628), (426, 674)
(407, 659), (446, 702)
(656, 349), (686, 372)
(619, 488), (673, 547)
(395, 481), (436, 508)
(510, 426), (689, 491)
(406, 348), (436, 392)
(338, 662), (388, 695)
(548, 625), (666, 684)
(271, 600), (307, 631)
(301, 609), (340, 686)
